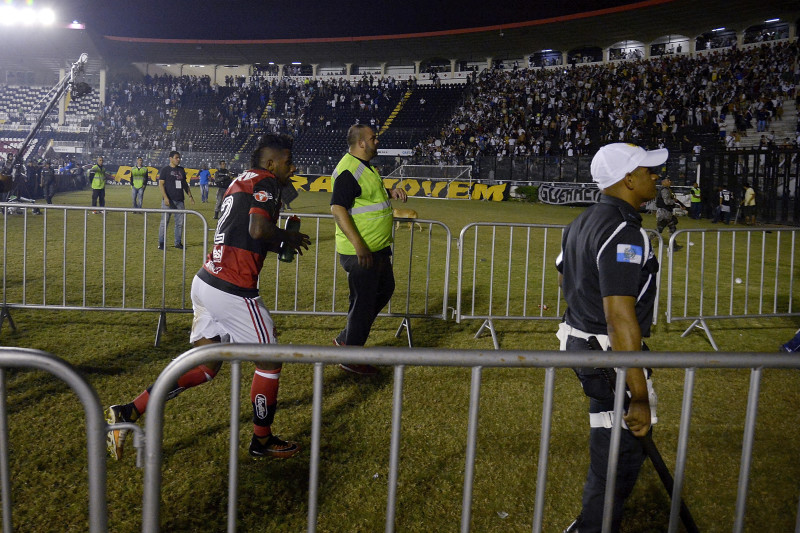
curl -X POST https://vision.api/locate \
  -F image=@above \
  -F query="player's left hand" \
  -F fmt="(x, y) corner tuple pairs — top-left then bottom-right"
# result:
(390, 188), (407, 202)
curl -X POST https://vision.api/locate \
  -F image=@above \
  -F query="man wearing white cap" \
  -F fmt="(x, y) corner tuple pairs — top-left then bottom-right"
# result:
(556, 143), (665, 533)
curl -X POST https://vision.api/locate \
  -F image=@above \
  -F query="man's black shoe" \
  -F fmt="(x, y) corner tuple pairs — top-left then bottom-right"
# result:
(174, 243), (183, 249)
(157, 243), (164, 250)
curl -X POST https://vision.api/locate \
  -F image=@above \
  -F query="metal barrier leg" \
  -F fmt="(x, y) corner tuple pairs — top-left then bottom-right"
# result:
(385, 365), (405, 533)
(0, 369), (13, 533)
(460, 366), (483, 533)
(0, 306), (15, 337)
(227, 361), (241, 533)
(394, 317), (413, 348)
(154, 311), (167, 347)
(680, 319), (719, 351)
(475, 319), (499, 350)
(734, 368), (762, 533)
(307, 362), (324, 533)
(532, 367), (556, 533)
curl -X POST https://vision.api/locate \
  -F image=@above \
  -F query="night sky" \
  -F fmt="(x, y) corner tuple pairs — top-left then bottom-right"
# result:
(57, 0), (648, 40)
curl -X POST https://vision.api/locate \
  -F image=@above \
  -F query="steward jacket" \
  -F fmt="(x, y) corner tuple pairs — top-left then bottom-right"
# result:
(90, 165), (106, 190)
(332, 153), (393, 255)
(130, 166), (148, 188)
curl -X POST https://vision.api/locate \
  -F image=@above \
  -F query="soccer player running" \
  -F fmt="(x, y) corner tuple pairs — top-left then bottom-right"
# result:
(107, 134), (310, 460)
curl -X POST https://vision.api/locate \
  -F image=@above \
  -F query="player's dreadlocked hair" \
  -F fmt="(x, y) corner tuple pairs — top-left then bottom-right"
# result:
(251, 133), (293, 169)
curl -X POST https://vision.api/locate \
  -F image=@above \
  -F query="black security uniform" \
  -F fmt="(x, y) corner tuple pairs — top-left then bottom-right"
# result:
(214, 167), (233, 219)
(555, 195), (658, 533)
(41, 165), (56, 204)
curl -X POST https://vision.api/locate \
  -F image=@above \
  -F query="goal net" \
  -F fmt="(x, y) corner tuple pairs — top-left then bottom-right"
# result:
(386, 165), (473, 199)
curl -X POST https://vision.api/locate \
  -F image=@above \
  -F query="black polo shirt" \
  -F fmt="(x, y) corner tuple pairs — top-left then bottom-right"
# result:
(555, 195), (658, 337)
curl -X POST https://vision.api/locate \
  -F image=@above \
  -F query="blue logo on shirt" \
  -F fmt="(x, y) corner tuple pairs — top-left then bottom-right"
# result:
(616, 244), (643, 264)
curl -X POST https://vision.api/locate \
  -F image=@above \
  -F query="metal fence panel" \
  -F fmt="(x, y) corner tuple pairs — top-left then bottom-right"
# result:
(0, 348), (109, 533)
(666, 227), (800, 349)
(456, 222), (664, 348)
(140, 343), (800, 533)
(0, 203), (209, 343)
(259, 213), (451, 341)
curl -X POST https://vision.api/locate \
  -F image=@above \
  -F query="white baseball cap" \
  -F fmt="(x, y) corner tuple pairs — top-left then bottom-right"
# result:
(591, 143), (669, 189)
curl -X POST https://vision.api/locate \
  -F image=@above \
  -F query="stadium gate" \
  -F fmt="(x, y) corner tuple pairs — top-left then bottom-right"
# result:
(0, 204), (208, 345)
(133, 343), (800, 533)
(455, 222), (665, 349)
(665, 227), (800, 350)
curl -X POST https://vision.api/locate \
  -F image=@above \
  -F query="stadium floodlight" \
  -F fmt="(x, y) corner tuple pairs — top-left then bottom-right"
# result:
(291, 62), (301, 65)
(0, 5), (17, 25)
(765, 18), (780, 23)
(39, 8), (55, 25)
(712, 27), (725, 32)
(0, 4), (57, 26)
(20, 7), (36, 25)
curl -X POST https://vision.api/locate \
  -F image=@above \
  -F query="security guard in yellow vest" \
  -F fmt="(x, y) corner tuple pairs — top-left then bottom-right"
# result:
(130, 157), (149, 208)
(89, 155), (112, 212)
(330, 124), (408, 375)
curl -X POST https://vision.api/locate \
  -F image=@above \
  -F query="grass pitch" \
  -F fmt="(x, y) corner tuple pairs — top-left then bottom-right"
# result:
(1, 186), (799, 532)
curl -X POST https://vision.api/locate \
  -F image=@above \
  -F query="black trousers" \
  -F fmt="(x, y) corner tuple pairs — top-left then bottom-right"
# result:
(336, 249), (394, 346)
(91, 188), (105, 207)
(568, 336), (647, 533)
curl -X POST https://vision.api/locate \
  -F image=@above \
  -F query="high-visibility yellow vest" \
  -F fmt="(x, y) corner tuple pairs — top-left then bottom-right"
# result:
(90, 165), (106, 190)
(333, 153), (393, 254)
(131, 166), (148, 188)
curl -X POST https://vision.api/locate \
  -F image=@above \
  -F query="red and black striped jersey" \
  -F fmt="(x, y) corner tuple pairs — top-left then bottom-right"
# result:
(197, 169), (282, 296)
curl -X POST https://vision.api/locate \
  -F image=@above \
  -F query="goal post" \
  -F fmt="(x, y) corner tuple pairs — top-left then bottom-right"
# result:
(386, 165), (473, 199)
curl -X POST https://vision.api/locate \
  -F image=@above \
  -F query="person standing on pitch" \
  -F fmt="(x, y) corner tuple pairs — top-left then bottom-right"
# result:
(198, 163), (211, 203)
(556, 143), (663, 533)
(89, 155), (112, 213)
(130, 157), (148, 208)
(40, 160), (56, 204)
(330, 124), (407, 375)
(655, 177), (685, 250)
(689, 181), (702, 219)
(107, 134), (310, 460)
(213, 159), (232, 219)
(158, 151), (194, 250)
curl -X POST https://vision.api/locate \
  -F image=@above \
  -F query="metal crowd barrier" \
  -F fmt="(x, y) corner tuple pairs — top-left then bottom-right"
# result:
(263, 213), (451, 346)
(0, 203), (209, 345)
(666, 227), (799, 350)
(0, 347), (114, 533)
(139, 343), (800, 533)
(455, 222), (664, 349)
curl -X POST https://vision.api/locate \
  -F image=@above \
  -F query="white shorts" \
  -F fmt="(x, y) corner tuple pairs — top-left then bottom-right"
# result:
(190, 275), (276, 345)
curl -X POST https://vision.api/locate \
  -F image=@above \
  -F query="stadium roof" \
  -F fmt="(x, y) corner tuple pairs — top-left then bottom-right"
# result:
(5, 0), (800, 69)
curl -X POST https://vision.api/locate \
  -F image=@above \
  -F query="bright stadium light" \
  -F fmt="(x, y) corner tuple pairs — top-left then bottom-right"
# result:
(39, 7), (55, 25)
(712, 27), (725, 32)
(0, 5), (18, 25)
(765, 18), (780, 23)
(20, 7), (36, 25)
(0, 4), (58, 26)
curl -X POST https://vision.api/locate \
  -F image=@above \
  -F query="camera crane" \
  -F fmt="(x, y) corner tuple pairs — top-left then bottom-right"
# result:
(0, 53), (91, 197)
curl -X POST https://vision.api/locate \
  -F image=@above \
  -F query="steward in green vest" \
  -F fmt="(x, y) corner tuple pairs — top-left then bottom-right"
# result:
(330, 125), (409, 369)
(130, 157), (149, 208)
(690, 181), (702, 220)
(89, 156), (110, 211)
